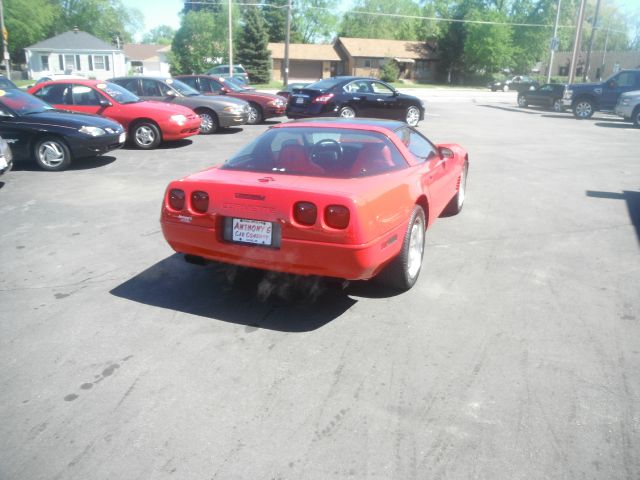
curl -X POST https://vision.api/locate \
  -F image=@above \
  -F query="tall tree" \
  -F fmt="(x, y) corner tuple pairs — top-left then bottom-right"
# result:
(4, 0), (56, 62)
(142, 25), (175, 45)
(236, 7), (271, 83)
(464, 9), (515, 74)
(339, 0), (422, 40)
(170, 11), (226, 74)
(293, 0), (339, 43)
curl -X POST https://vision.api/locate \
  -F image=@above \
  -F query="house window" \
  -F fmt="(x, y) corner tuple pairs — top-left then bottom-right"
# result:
(364, 59), (371, 68)
(64, 54), (76, 71)
(93, 55), (110, 71)
(559, 66), (568, 76)
(41, 55), (49, 70)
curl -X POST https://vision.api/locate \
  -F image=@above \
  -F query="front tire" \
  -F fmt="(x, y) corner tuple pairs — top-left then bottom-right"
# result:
(131, 121), (161, 149)
(34, 137), (72, 171)
(517, 95), (528, 107)
(405, 106), (421, 126)
(379, 206), (426, 291)
(573, 99), (595, 119)
(502, 84), (509, 92)
(632, 106), (640, 128)
(195, 108), (218, 134)
(338, 106), (356, 119)
(247, 103), (263, 124)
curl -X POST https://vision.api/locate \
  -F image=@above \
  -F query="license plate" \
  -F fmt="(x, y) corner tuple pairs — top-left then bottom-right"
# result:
(118, 132), (126, 143)
(296, 97), (304, 104)
(231, 218), (273, 245)
(0, 156), (7, 169)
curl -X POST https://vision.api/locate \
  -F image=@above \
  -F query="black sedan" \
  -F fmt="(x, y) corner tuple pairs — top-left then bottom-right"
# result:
(285, 76), (425, 126)
(517, 83), (566, 112)
(0, 89), (125, 171)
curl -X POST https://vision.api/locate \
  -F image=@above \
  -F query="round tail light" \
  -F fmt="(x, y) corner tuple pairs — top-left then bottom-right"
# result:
(168, 188), (185, 210)
(325, 205), (350, 229)
(294, 201), (317, 226)
(191, 191), (209, 213)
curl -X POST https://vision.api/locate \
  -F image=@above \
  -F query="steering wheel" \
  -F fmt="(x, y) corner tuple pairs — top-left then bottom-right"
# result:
(312, 139), (343, 169)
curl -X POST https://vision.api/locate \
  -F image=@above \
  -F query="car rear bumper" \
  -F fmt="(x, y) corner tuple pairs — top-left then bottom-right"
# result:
(161, 218), (403, 281)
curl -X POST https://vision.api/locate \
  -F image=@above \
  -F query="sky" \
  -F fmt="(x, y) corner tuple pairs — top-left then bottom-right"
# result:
(126, 0), (639, 42)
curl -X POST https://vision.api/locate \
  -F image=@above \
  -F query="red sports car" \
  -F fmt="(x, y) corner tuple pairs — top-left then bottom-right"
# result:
(28, 80), (201, 149)
(160, 118), (468, 290)
(175, 75), (286, 125)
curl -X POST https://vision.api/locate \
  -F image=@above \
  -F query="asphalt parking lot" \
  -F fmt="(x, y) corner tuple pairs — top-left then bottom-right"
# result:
(1, 90), (639, 480)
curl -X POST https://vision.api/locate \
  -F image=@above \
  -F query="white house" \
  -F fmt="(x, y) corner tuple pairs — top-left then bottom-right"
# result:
(123, 44), (171, 76)
(24, 29), (126, 80)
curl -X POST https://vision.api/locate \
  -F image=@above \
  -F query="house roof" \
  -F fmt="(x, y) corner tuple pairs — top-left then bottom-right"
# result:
(26, 30), (118, 52)
(123, 43), (171, 61)
(268, 43), (341, 61)
(337, 37), (437, 60)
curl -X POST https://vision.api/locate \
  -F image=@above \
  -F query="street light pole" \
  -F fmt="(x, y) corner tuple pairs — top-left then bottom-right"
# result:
(583, 0), (602, 82)
(0, 0), (10, 78)
(547, 0), (562, 83)
(568, 0), (587, 84)
(283, 0), (291, 87)
(228, 0), (233, 77)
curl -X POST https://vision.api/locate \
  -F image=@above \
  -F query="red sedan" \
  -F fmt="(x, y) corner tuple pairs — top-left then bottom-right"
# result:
(28, 80), (201, 149)
(175, 75), (286, 125)
(160, 118), (468, 291)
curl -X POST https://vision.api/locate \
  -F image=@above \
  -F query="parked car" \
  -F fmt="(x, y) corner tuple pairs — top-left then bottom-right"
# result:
(563, 69), (640, 119)
(614, 90), (640, 127)
(490, 75), (539, 92)
(0, 75), (18, 90)
(0, 88), (125, 171)
(206, 64), (250, 84)
(276, 82), (311, 99)
(285, 77), (425, 127)
(160, 118), (468, 291)
(109, 76), (249, 133)
(517, 83), (566, 112)
(0, 136), (13, 177)
(175, 75), (285, 124)
(28, 80), (200, 149)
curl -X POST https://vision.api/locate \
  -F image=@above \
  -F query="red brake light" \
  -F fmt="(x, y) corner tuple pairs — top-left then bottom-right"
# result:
(191, 191), (209, 213)
(325, 205), (350, 229)
(168, 188), (185, 210)
(294, 201), (317, 226)
(313, 93), (335, 104)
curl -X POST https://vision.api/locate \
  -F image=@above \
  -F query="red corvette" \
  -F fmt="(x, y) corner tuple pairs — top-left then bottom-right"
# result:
(28, 80), (201, 149)
(161, 118), (468, 290)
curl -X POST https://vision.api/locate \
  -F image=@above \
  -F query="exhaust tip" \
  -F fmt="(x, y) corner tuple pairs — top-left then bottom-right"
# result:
(184, 254), (207, 266)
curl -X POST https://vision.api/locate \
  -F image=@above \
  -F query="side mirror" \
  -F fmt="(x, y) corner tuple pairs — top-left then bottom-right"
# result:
(220, 87), (229, 94)
(439, 147), (454, 159)
(98, 99), (112, 107)
(392, 90), (400, 97)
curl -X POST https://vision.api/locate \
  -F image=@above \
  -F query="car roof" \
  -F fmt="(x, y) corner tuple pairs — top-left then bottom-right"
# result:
(273, 117), (405, 133)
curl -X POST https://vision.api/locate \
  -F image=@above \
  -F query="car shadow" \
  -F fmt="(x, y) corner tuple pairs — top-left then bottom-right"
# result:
(122, 139), (194, 151)
(11, 155), (117, 171)
(477, 104), (542, 115)
(215, 127), (244, 135)
(0, 181), (4, 189)
(110, 254), (362, 332)
(593, 121), (636, 129)
(586, 190), (640, 245)
(262, 119), (285, 125)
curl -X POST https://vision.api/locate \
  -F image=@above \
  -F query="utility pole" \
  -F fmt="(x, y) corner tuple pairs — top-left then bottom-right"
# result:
(283, 0), (291, 87)
(568, 0), (587, 84)
(228, 0), (233, 77)
(547, 0), (562, 83)
(0, 0), (10, 78)
(583, 0), (602, 82)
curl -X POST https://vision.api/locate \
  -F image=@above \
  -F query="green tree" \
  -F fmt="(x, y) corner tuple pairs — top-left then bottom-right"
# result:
(236, 7), (271, 83)
(142, 25), (175, 45)
(379, 59), (399, 82)
(464, 10), (515, 75)
(262, 0), (302, 42)
(293, 0), (339, 43)
(170, 11), (226, 74)
(339, 0), (422, 40)
(4, 0), (56, 62)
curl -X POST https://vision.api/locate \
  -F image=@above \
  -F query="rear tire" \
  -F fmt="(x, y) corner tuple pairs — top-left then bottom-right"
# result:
(443, 162), (468, 216)
(34, 137), (72, 171)
(502, 84), (509, 92)
(517, 95), (528, 107)
(632, 106), (640, 128)
(552, 99), (563, 112)
(339, 106), (356, 119)
(378, 206), (426, 291)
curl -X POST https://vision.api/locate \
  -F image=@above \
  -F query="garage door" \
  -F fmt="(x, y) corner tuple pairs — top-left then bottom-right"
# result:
(289, 60), (323, 81)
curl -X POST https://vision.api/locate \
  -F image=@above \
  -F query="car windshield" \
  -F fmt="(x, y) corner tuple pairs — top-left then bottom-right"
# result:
(305, 78), (342, 90)
(221, 127), (407, 178)
(0, 88), (55, 115)
(166, 78), (201, 96)
(218, 78), (245, 92)
(95, 82), (140, 104)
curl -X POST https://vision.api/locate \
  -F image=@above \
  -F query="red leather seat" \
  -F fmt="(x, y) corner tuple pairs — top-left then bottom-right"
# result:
(350, 143), (394, 176)
(277, 144), (324, 175)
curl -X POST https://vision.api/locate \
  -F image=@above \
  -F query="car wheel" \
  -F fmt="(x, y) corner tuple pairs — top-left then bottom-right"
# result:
(443, 162), (468, 216)
(131, 121), (161, 149)
(379, 205), (426, 291)
(552, 99), (563, 112)
(405, 106), (421, 126)
(491, 86), (497, 92)
(247, 103), (263, 124)
(573, 99), (594, 119)
(517, 95), (528, 107)
(632, 106), (640, 128)
(34, 137), (72, 171)
(502, 84), (509, 92)
(338, 106), (356, 119)
(195, 108), (218, 134)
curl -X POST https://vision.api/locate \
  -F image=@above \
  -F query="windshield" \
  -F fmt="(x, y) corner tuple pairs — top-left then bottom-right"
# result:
(166, 78), (201, 96)
(221, 127), (407, 178)
(95, 82), (140, 104)
(219, 77), (245, 92)
(305, 78), (342, 91)
(0, 88), (55, 115)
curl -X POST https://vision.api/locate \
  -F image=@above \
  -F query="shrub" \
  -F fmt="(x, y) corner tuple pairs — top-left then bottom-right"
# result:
(380, 60), (399, 83)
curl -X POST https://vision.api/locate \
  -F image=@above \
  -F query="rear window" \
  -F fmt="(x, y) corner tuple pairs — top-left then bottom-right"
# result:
(221, 127), (407, 178)
(305, 78), (342, 91)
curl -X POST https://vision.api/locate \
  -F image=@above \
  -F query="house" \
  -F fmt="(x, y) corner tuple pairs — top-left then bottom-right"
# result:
(549, 50), (640, 81)
(334, 37), (439, 83)
(24, 29), (126, 80)
(123, 44), (171, 76)
(268, 43), (342, 82)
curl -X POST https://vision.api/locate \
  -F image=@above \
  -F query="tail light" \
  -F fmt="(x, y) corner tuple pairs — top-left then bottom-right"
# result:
(313, 93), (334, 104)
(325, 205), (350, 229)
(191, 191), (209, 213)
(294, 201), (317, 226)
(168, 188), (185, 210)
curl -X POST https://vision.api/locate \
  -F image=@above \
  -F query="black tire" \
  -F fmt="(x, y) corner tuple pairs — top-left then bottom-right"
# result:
(378, 206), (426, 291)
(517, 95), (528, 107)
(195, 108), (218, 134)
(632, 106), (640, 128)
(338, 106), (356, 119)
(405, 105), (421, 126)
(502, 84), (509, 92)
(33, 136), (72, 171)
(131, 121), (161, 149)
(247, 103), (263, 125)
(442, 162), (468, 216)
(573, 98), (595, 119)
(552, 99), (563, 112)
